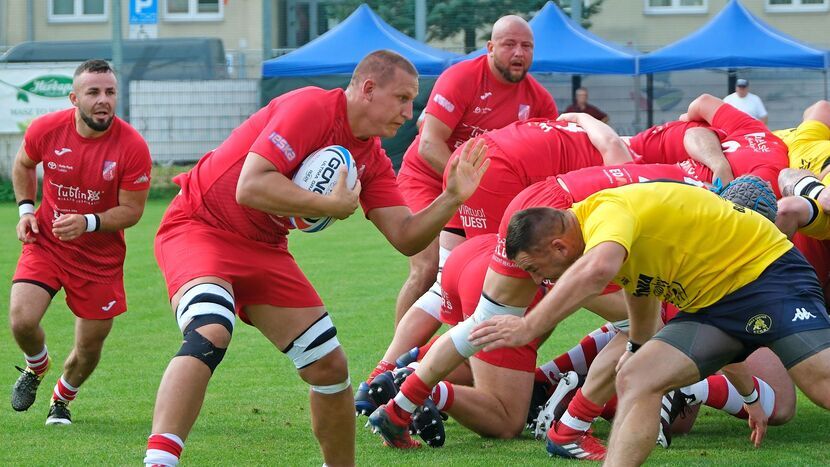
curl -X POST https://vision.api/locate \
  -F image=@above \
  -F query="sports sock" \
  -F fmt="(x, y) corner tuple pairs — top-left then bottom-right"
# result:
(24, 346), (50, 377)
(144, 433), (184, 466)
(430, 381), (454, 411)
(389, 373), (432, 424)
(600, 395), (617, 421)
(537, 324), (618, 384)
(367, 360), (396, 383)
(551, 389), (603, 440)
(52, 375), (78, 403)
(416, 335), (440, 361)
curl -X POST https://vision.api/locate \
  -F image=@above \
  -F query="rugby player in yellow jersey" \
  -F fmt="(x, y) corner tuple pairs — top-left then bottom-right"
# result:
(470, 182), (830, 467)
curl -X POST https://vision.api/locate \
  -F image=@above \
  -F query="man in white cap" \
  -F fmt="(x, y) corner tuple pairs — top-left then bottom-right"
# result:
(724, 78), (768, 124)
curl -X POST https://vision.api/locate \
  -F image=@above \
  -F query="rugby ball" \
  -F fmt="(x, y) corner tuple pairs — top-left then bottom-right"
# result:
(288, 145), (358, 232)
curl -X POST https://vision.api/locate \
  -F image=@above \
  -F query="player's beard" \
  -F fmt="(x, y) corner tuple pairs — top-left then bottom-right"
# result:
(79, 108), (114, 132)
(494, 56), (528, 83)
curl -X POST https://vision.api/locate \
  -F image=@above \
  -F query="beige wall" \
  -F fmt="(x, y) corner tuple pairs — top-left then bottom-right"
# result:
(3, 1), (267, 52)
(591, 0), (830, 51)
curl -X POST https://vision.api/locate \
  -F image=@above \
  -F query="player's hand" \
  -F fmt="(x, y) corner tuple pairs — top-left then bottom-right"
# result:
(678, 112), (690, 122)
(745, 400), (768, 448)
(445, 138), (489, 204)
(327, 167), (361, 220)
(52, 213), (86, 241)
(556, 112), (582, 123)
(469, 314), (532, 351)
(16, 214), (39, 243)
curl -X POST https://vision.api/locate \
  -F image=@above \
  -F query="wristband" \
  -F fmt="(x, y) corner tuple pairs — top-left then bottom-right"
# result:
(793, 176), (825, 200)
(741, 388), (759, 404)
(84, 213), (101, 232)
(18, 199), (35, 218)
(626, 340), (642, 353)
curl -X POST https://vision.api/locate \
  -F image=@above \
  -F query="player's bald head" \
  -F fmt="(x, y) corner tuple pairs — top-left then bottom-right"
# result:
(505, 207), (568, 260)
(491, 15), (533, 43)
(350, 50), (418, 88)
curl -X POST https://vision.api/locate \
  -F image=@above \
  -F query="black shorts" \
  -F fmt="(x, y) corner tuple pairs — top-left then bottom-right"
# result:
(654, 248), (830, 376)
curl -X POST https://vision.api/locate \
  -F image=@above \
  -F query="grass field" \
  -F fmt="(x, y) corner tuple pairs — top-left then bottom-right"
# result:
(1, 199), (828, 466)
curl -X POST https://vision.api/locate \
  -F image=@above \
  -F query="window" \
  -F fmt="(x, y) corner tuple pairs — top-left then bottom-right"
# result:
(766, 0), (828, 12)
(644, 0), (708, 15)
(164, 0), (224, 21)
(48, 0), (107, 23)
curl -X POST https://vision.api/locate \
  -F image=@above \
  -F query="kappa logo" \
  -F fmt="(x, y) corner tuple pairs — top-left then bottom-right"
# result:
(480, 91), (492, 100)
(101, 300), (116, 312)
(746, 314), (772, 334)
(134, 173), (150, 184)
(54, 147), (72, 156)
(792, 307), (817, 321)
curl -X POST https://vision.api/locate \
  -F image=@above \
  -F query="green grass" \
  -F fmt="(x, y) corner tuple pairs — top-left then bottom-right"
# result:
(0, 200), (828, 465)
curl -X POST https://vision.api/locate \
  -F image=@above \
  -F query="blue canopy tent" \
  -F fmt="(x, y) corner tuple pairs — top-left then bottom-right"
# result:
(454, 1), (638, 75)
(260, 4), (459, 167)
(638, 0), (829, 125)
(262, 4), (455, 77)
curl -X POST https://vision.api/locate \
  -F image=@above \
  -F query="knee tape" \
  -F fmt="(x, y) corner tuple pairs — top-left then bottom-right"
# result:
(176, 283), (235, 334)
(448, 293), (527, 358)
(311, 377), (351, 395)
(414, 288), (443, 320)
(285, 313), (340, 369)
(176, 328), (226, 373)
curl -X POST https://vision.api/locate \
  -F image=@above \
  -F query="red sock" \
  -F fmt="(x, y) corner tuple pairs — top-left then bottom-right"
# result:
(389, 373), (432, 424)
(600, 395), (617, 420)
(52, 375), (78, 403)
(417, 336), (440, 361)
(367, 360), (396, 383)
(704, 374), (729, 409)
(554, 389), (604, 439)
(534, 367), (549, 383)
(431, 381), (454, 411)
(145, 433), (184, 466)
(24, 347), (50, 377)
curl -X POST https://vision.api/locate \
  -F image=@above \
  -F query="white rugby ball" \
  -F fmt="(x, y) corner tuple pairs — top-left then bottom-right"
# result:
(289, 145), (358, 233)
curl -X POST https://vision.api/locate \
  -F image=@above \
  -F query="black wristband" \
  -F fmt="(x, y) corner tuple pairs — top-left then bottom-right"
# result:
(626, 340), (642, 353)
(93, 213), (101, 232)
(18, 199), (35, 206)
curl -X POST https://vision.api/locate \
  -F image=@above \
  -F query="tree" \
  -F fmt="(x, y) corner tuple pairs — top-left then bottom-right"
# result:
(332, 1), (605, 53)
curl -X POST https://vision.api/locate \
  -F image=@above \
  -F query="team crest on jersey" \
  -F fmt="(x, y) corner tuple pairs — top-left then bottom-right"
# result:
(102, 160), (117, 181)
(518, 104), (530, 120)
(745, 314), (772, 334)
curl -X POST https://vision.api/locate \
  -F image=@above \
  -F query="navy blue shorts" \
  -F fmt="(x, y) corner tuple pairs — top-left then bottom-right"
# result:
(670, 248), (830, 346)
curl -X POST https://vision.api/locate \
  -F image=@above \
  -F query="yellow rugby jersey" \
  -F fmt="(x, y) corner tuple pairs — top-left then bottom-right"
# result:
(799, 197), (830, 240)
(571, 182), (792, 312)
(774, 121), (830, 176)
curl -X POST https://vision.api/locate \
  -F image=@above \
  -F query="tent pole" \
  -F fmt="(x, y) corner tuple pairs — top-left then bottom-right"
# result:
(571, 75), (582, 104)
(647, 74), (654, 128)
(825, 69), (828, 100)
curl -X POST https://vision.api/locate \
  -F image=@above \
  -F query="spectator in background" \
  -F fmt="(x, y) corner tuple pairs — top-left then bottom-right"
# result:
(724, 79), (768, 124)
(565, 87), (608, 123)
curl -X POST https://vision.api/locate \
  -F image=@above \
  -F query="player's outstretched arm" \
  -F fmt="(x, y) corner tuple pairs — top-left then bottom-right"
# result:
(683, 127), (734, 185)
(12, 143), (39, 243)
(368, 139), (488, 256)
(721, 362), (769, 448)
(556, 112), (631, 165)
(418, 114), (454, 174)
(236, 152), (361, 219)
(470, 241), (626, 351)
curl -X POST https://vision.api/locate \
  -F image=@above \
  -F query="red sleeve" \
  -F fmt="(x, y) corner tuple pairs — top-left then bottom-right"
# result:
(424, 65), (471, 131)
(248, 95), (329, 175)
(359, 147), (407, 215)
(118, 129), (152, 191)
(23, 116), (48, 164)
(711, 103), (767, 136)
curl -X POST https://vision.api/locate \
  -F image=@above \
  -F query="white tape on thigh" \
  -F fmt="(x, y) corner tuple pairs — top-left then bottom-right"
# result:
(311, 377), (351, 394)
(449, 294), (527, 358)
(414, 289), (443, 320)
(175, 283), (235, 333)
(286, 314), (340, 369)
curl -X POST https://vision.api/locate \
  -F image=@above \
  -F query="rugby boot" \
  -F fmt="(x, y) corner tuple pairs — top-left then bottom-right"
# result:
(411, 398), (445, 447)
(395, 347), (420, 368)
(368, 404), (421, 449)
(546, 422), (606, 461)
(355, 381), (377, 416)
(534, 371), (580, 440)
(368, 371), (398, 407)
(11, 365), (46, 412)
(45, 400), (72, 425)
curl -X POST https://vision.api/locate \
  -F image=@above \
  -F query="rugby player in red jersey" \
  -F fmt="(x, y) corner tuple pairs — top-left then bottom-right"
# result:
(10, 59), (151, 426)
(142, 50), (488, 467)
